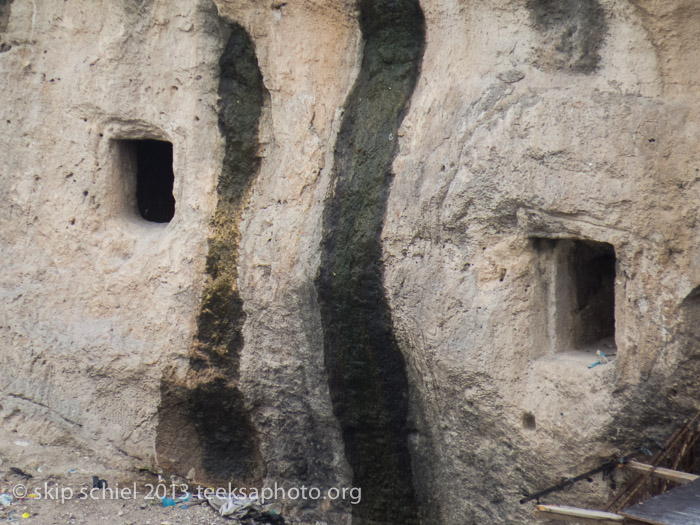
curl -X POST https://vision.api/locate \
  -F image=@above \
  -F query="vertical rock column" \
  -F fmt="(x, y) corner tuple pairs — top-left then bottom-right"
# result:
(155, 20), (266, 486)
(316, 0), (425, 522)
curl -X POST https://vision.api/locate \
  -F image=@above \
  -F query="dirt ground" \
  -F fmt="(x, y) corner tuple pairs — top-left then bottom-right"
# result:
(0, 487), (237, 525)
(0, 427), (348, 525)
(0, 470), (296, 525)
(0, 432), (327, 525)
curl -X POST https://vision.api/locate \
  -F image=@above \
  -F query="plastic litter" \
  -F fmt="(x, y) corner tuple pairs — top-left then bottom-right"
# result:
(207, 495), (285, 523)
(21, 513), (30, 519)
(0, 493), (13, 506)
(208, 495), (258, 519)
(68, 469), (77, 474)
(92, 476), (108, 489)
(588, 350), (613, 369)
(161, 493), (191, 509)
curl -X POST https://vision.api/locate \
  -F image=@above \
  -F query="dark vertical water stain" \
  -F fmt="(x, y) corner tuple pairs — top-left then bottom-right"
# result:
(156, 19), (265, 486)
(316, 0), (425, 522)
(526, 0), (607, 73)
(0, 0), (14, 34)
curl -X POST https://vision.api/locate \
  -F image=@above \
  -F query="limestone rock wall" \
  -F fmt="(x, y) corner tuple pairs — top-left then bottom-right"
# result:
(0, 0), (226, 462)
(384, 0), (700, 522)
(1, 0), (700, 523)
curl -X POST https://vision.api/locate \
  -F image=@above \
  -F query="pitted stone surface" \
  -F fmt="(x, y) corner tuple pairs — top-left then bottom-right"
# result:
(2, 1), (700, 523)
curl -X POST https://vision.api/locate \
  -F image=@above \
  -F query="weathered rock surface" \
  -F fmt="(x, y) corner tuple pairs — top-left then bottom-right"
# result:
(2, 0), (700, 523)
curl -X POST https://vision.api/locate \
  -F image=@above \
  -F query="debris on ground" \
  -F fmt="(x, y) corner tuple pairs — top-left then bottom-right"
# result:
(137, 465), (162, 477)
(9, 468), (32, 480)
(588, 350), (616, 369)
(207, 495), (285, 523)
(160, 492), (193, 509)
(91, 476), (107, 489)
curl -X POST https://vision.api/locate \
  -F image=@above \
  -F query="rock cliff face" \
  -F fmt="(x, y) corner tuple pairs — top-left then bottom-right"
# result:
(1, 0), (700, 523)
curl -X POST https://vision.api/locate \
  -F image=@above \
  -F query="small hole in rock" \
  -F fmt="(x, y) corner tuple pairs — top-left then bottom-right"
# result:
(522, 412), (536, 430)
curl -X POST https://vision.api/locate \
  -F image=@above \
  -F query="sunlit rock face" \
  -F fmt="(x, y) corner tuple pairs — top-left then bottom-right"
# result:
(2, 0), (700, 523)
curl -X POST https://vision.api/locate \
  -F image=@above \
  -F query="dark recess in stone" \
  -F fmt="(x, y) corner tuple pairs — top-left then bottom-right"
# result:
(133, 139), (175, 223)
(526, 0), (607, 73)
(572, 240), (616, 346)
(158, 379), (262, 482)
(156, 19), (264, 486)
(315, 0), (425, 523)
(522, 412), (537, 430)
(664, 285), (700, 410)
(532, 237), (616, 348)
(0, 0), (14, 34)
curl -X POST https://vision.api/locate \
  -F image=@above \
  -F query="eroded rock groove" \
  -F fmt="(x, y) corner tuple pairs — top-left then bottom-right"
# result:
(315, 0), (425, 522)
(155, 19), (265, 485)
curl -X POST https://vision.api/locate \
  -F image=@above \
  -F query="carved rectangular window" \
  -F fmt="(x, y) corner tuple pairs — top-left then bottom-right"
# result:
(114, 139), (175, 223)
(532, 238), (616, 354)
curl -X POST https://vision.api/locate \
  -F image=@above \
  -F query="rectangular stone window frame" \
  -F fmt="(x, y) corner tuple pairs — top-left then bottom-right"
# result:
(108, 132), (176, 225)
(531, 237), (617, 358)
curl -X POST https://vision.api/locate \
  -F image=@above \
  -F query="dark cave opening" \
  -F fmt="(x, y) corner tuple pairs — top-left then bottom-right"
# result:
(532, 237), (616, 351)
(125, 139), (176, 223)
(571, 240), (616, 347)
